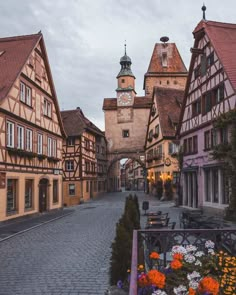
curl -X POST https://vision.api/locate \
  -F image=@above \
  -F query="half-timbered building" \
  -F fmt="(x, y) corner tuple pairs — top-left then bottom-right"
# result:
(0, 33), (66, 221)
(61, 108), (107, 206)
(145, 87), (184, 197)
(178, 19), (236, 212)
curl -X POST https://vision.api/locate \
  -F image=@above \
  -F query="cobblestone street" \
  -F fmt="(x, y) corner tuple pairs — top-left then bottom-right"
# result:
(0, 191), (183, 295)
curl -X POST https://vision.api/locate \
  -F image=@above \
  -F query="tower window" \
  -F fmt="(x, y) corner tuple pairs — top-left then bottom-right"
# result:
(122, 130), (129, 138)
(121, 79), (125, 83)
(162, 52), (167, 67)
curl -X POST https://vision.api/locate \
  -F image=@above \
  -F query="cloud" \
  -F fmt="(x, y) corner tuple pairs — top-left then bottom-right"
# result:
(0, 0), (236, 130)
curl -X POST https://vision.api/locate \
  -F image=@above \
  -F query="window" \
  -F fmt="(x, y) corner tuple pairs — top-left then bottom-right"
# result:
(123, 130), (129, 138)
(53, 180), (58, 203)
(37, 133), (43, 154)
(91, 163), (95, 173)
(213, 84), (224, 104)
(192, 100), (201, 117)
(67, 137), (75, 146)
(188, 137), (193, 154)
(52, 139), (57, 157)
(43, 98), (52, 118)
(219, 127), (228, 144)
(17, 125), (24, 150)
(200, 54), (207, 76)
(183, 139), (187, 154)
(26, 129), (33, 151)
(121, 79), (125, 83)
(25, 179), (33, 209)
(211, 129), (217, 147)
(212, 168), (219, 203)
(7, 121), (14, 148)
(96, 145), (100, 153)
(66, 160), (74, 171)
(85, 161), (90, 172)
(20, 82), (31, 106)
(193, 136), (198, 153)
(162, 52), (167, 67)
(85, 139), (90, 150)
(194, 65), (200, 79)
(47, 137), (52, 156)
(86, 181), (89, 192)
(207, 52), (214, 67)
(204, 131), (211, 150)
(101, 147), (105, 155)
(20, 82), (26, 103)
(222, 171), (230, 204)
(168, 142), (178, 155)
(202, 92), (212, 114)
(148, 129), (153, 141)
(26, 86), (32, 106)
(154, 125), (159, 137)
(69, 184), (75, 195)
(7, 179), (18, 213)
(205, 169), (211, 202)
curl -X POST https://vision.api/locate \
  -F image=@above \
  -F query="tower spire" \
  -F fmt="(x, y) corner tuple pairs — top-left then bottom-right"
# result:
(202, 3), (206, 20)
(124, 40), (127, 55)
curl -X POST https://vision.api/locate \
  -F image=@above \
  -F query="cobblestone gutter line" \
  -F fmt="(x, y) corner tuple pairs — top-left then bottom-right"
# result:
(0, 211), (74, 243)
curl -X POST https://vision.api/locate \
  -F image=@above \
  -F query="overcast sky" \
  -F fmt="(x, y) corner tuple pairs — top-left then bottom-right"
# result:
(0, 0), (235, 130)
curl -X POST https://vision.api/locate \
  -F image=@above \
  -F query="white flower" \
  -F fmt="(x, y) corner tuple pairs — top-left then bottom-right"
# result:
(172, 245), (187, 255)
(187, 271), (201, 281)
(152, 290), (167, 295)
(208, 248), (215, 255)
(195, 259), (202, 266)
(195, 251), (204, 257)
(186, 245), (197, 253)
(173, 285), (187, 295)
(184, 254), (196, 263)
(189, 280), (199, 290)
(205, 240), (215, 249)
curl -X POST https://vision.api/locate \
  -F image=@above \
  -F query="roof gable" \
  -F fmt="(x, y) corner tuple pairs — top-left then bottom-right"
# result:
(145, 43), (188, 75)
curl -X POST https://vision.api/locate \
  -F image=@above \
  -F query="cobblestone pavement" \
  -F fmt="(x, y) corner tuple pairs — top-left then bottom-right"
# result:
(0, 191), (159, 295)
(0, 191), (187, 295)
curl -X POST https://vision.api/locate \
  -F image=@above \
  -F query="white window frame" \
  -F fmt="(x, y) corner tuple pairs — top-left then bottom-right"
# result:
(7, 121), (15, 148)
(26, 86), (32, 106)
(37, 133), (43, 154)
(66, 161), (74, 171)
(52, 139), (57, 157)
(20, 82), (26, 103)
(47, 137), (52, 157)
(26, 129), (33, 151)
(44, 98), (52, 118)
(17, 125), (24, 150)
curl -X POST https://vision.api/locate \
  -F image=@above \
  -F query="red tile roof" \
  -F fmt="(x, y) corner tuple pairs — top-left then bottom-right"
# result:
(145, 43), (188, 75)
(103, 96), (152, 110)
(0, 33), (41, 101)
(154, 87), (184, 137)
(61, 108), (104, 137)
(194, 20), (236, 90)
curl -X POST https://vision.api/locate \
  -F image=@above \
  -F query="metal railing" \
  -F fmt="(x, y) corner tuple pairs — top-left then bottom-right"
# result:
(129, 228), (236, 295)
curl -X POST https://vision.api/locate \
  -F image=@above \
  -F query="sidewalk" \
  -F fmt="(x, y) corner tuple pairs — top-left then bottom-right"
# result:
(0, 208), (74, 242)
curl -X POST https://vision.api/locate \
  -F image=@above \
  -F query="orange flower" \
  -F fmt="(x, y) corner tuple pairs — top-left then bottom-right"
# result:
(147, 269), (165, 289)
(173, 253), (183, 260)
(149, 251), (160, 259)
(198, 277), (220, 295)
(138, 273), (149, 287)
(170, 259), (183, 270)
(188, 288), (196, 295)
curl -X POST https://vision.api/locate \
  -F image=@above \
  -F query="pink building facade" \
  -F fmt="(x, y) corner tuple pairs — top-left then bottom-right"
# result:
(178, 20), (236, 213)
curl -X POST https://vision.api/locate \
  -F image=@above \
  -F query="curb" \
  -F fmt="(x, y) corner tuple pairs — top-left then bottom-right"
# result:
(0, 211), (74, 243)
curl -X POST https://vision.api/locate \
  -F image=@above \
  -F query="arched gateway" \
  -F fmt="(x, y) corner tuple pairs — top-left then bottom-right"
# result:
(103, 46), (152, 191)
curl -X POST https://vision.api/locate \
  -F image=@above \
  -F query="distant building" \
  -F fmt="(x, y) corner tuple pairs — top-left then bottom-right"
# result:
(0, 33), (65, 221)
(144, 40), (187, 198)
(61, 108), (107, 205)
(178, 19), (236, 212)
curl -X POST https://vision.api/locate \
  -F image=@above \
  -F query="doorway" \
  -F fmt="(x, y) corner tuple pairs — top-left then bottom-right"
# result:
(39, 178), (48, 212)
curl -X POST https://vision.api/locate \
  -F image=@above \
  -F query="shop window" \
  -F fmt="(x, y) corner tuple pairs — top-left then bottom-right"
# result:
(25, 179), (33, 209)
(69, 184), (75, 196)
(205, 169), (211, 202)
(53, 180), (58, 203)
(212, 168), (219, 203)
(7, 179), (18, 213)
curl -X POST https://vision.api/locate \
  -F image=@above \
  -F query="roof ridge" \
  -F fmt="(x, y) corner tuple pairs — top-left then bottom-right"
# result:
(0, 33), (41, 43)
(206, 20), (236, 28)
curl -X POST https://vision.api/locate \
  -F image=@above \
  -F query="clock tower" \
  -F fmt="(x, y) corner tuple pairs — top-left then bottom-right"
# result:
(116, 44), (136, 106)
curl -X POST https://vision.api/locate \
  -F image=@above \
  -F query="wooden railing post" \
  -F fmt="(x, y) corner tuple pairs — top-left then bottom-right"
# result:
(129, 230), (138, 295)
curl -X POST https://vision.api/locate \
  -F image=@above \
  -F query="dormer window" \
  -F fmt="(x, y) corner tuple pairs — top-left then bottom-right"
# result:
(162, 52), (167, 67)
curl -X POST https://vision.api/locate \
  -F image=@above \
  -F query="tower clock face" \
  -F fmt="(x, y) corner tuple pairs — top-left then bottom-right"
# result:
(117, 92), (132, 106)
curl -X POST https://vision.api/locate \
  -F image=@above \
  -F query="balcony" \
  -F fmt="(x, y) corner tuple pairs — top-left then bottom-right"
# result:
(129, 228), (236, 295)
